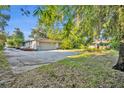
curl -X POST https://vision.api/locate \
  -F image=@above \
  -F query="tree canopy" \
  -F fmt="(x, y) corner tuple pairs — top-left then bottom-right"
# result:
(6, 28), (24, 48)
(0, 5), (10, 31)
(33, 6), (123, 49)
(0, 5), (10, 49)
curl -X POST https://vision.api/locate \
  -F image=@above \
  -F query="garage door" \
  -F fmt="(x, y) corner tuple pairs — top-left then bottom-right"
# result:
(37, 42), (58, 50)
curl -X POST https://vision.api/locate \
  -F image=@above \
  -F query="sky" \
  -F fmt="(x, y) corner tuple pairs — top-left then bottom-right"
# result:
(5, 5), (38, 40)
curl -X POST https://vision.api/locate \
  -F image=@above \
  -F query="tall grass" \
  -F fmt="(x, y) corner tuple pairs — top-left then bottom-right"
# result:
(0, 51), (9, 71)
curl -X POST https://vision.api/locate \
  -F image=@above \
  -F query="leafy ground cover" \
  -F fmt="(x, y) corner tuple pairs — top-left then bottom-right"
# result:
(6, 50), (124, 88)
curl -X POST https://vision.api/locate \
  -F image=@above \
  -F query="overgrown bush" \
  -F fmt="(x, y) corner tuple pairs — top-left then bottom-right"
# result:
(109, 40), (120, 50)
(0, 43), (4, 50)
(60, 39), (74, 49)
(78, 44), (86, 49)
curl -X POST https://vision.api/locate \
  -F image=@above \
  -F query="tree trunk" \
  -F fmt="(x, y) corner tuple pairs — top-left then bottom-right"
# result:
(113, 42), (124, 71)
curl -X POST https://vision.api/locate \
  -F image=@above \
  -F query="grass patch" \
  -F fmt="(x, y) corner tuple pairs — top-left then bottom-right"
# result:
(0, 51), (10, 71)
(0, 51), (14, 88)
(8, 50), (124, 88)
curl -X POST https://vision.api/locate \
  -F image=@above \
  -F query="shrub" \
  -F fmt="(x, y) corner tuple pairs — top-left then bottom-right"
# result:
(109, 41), (120, 50)
(60, 39), (73, 49)
(79, 44), (86, 49)
(0, 43), (4, 50)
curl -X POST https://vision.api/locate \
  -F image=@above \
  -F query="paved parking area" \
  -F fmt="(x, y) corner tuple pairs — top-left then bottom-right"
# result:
(4, 49), (79, 74)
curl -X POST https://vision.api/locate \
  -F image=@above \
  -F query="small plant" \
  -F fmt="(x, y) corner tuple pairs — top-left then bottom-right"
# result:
(60, 39), (73, 49)
(0, 43), (4, 50)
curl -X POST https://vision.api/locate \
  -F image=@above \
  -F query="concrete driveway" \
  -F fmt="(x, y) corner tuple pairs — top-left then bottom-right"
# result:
(4, 48), (79, 74)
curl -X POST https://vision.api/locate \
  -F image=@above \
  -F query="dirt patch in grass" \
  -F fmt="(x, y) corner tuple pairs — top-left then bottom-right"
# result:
(5, 50), (124, 88)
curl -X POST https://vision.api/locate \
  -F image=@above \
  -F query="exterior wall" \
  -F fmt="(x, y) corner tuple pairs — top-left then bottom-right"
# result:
(25, 41), (37, 49)
(25, 40), (59, 50)
(25, 42), (31, 48)
(31, 41), (37, 49)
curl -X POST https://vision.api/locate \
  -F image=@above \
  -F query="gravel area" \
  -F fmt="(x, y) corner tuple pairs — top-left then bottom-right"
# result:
(4, 48), (79, 74)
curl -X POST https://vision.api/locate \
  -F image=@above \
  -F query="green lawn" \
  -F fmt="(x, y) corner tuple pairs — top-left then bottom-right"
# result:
(8, 50), (124, 88)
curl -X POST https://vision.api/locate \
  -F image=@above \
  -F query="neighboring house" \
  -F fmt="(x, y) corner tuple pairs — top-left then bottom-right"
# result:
(24, 39), (60, 50)
(89, 39), (111, 49)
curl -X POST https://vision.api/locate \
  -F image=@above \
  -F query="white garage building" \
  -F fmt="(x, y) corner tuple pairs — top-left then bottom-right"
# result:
(24, 39), (60, 50)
